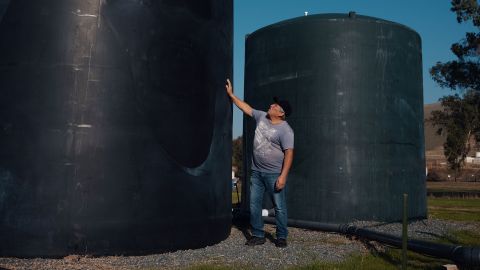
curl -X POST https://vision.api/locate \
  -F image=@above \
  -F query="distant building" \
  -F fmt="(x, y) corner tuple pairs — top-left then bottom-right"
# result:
(232, 166), (239, 188)
(466, 152), (480, 164)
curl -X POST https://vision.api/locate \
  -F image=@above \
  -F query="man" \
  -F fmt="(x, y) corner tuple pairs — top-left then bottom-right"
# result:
(225, 78), (294, 248)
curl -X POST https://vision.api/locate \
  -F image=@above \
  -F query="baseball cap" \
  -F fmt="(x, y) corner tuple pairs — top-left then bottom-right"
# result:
(273, 96), (292, 117)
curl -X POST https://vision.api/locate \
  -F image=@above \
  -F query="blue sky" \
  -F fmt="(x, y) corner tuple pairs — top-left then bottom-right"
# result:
(231, 0), (478, 137)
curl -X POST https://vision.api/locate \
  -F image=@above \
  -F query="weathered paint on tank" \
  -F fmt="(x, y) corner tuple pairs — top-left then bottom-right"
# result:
(243, 13), (426, 223)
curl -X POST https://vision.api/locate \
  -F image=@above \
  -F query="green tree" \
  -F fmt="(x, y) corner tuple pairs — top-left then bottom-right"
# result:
(429, 92), (480, 179)
(232, 136), (243, 178)
(430, 0), (480, 92)
(429, 0), (480, 176)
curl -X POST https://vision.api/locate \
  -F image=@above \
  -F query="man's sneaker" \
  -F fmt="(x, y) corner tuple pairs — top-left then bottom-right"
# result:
(275, 238), (287, 248)
(245, 236), (266, 246)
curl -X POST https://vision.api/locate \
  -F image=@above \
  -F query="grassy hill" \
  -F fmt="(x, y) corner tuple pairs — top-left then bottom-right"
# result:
(424, 102), (446, 152)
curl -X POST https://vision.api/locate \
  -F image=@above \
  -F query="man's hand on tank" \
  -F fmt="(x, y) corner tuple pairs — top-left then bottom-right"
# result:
(226, 78), (233, 96)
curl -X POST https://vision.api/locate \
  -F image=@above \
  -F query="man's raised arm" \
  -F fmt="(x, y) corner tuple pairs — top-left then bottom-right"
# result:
(226, 78), (253, 117)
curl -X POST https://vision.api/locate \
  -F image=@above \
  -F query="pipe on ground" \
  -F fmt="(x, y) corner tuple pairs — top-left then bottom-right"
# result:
(260, 217), (480, 268)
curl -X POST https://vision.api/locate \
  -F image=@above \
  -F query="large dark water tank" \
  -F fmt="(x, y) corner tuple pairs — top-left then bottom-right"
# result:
(0, 0), (232, 257)
(0, 0), (9, 21)
(243, 13), (426, 223)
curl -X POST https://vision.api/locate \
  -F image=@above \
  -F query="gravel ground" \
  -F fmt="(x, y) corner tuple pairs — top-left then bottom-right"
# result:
(0, 218), (476, 270)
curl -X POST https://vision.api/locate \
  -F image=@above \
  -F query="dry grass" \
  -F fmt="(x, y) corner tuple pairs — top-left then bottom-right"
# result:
(427, 181), (480, 192)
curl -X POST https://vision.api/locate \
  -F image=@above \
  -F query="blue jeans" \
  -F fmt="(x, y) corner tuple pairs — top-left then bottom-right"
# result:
(249, 170), (288, 239)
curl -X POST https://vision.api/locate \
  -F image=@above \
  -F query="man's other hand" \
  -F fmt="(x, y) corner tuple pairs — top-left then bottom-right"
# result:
(275, 175), (287, 191)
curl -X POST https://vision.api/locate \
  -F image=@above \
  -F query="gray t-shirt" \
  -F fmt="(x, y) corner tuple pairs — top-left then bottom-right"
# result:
(251, 109), (294, 173)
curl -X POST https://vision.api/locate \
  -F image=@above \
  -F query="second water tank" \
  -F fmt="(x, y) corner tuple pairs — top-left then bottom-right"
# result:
(243, 13), (426, 223)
